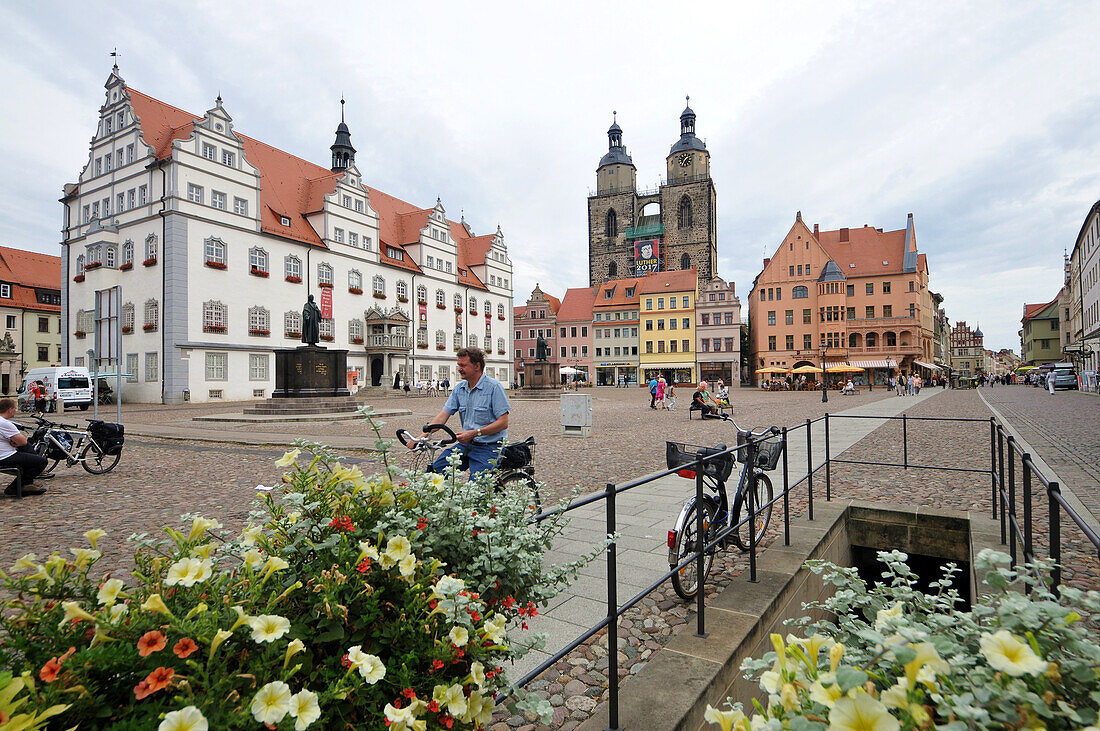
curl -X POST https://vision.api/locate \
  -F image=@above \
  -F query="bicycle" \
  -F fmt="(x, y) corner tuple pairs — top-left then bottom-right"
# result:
(396, 423), (542, 511)
(665, 414), (784, 600)
(21, 414), (125, 475)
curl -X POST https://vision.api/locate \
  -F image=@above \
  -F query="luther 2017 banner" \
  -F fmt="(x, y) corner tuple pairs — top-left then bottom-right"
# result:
(633, 239), (662, 276)
(419, 302), (428, 326)
(320, 287), (333, 319)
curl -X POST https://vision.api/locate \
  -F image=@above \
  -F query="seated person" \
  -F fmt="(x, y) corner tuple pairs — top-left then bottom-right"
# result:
(843, 379), (855, 394)
(716, 384), (730, 405)
(0, 397), (49, 496)
(691, 380), (722, 417)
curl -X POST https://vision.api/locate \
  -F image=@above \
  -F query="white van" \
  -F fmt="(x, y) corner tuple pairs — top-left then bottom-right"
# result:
(17, 366), (94, 412)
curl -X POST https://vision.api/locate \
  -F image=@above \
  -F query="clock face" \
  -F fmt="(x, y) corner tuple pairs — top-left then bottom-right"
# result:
(678, 152), (693, 167)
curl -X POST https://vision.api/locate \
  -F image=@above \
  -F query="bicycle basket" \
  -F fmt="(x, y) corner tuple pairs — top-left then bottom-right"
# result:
(499, 442), (534, 470)
(89, 420), (125, 455)
(737, 431), (784, 472)
(665, 441), (734, 481)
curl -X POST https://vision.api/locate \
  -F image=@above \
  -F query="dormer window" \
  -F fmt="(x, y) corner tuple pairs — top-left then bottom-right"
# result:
(280, 216), (291, 226)
(203, 144), (217, 161)
(222, 150), (235, 167)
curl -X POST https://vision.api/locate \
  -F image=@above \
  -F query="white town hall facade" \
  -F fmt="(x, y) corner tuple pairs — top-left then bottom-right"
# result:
(61, 66), (515, 403)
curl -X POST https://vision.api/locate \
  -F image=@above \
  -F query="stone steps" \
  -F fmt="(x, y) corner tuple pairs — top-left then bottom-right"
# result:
(243, 396), (360, 415)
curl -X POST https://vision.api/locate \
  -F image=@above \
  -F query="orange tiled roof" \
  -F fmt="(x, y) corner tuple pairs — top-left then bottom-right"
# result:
(1022, 290), (1062, 322)
(816, 226), (913, 276)
(556, 287), (597, 323)
(0, 246), (61, 313)
(593, 276), (644, 308)
(637, 268), (697, 294)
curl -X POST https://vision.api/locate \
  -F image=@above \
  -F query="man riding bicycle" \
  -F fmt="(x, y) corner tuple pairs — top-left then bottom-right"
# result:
(412, 347), (510, 477)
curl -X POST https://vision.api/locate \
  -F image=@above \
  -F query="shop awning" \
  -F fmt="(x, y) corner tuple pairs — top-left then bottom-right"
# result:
(848, 359), (893, 369)
(912, 361), (940, 371)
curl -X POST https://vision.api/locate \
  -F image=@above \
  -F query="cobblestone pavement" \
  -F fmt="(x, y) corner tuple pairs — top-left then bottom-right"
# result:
(978, 384), (1100, 525)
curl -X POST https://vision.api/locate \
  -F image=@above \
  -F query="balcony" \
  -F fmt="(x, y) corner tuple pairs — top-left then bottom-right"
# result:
(848, 344), (922, 356)
(364, 334), (410, 351)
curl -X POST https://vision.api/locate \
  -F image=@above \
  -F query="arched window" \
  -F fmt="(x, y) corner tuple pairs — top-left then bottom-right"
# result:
(372, 275), (385, 297)
(317, 262), (334, 287)
(248, 306), (270, 335)
(484, 334), (492, 350)
(866, 332), (877, 348)
(417, 285), (428, 304)
(848, 333), (860, 349)
(468, 334), (478, 348)
(436, 289), (446, 308)
(348, 269), (362, 292)
(203, 301), (227, 332)
(249, 247), (268, 275)
(396, 280), (408, 301)
(284, 255), (301, 281)
(605, 209), (617, 238)
(469, 297), (477, 314)
(320, 318), (334, 340)
(144, 234), (158, 262)
(435, 329), (446, 348)
(608, 261), (617, 278)
(792, 286), (809, 299)
(204, 237), (226, 266)
(680, 253), (691, 270)
(349, 319), (363, 342)
(122, 239), (134, 267)
(76, 254), (85, 272)
(885, 331), (897, 347)
(284, 311), (302, 337)
(454, 293), (463, 311)
(484, 299), (491, 315)
(144, 299), (158, 331)
(497, 337), (505, 353)
(417, 330), (429, 348)
(678, 196), (692, 229)
(121, 302), (135, 333)
(497, 304), (505, 319)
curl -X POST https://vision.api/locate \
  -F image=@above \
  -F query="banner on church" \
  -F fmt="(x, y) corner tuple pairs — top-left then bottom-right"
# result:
(320, 287), (333, 319)
(418, 302), (428, 326)
(633, 239), (663, 276)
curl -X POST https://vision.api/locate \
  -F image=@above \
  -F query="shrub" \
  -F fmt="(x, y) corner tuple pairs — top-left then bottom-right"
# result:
(0, 410), (592, 728)
(705, 550), (1100, 731)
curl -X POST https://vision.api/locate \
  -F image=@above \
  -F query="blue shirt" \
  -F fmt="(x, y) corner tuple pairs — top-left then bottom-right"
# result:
(443, 373), (510, 443)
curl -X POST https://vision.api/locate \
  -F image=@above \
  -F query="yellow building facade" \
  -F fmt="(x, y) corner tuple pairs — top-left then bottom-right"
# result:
(639, 268), (697, 384)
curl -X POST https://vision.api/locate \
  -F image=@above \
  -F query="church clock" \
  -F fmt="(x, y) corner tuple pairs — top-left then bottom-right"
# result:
(677, 152), (693, 167)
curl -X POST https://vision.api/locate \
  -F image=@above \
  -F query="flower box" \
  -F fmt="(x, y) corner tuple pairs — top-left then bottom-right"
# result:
(498, 315), (506, 321)
(372, 292), (386, 299)
(143, 257), (157, 267)
(320, 334), (334, 341)
(417, 299), (428, 305)
(350, 337), (364, 344)
(417, 342), (428, 349)
(84, 261), (102, 270)
(319, 282), (333, 289)
(205, 260), (227, 270)
(143, 324), (157, 332)
(203, 325), (227, 334)
(397, 295), (409, 303)
(348, 287), (363, 295)
(285, 331), (302, 338)
(469, 309), (478, 316)
(285, 275), (302, 283)
(454, 307), (463, 313)
(74, 330), (86, 338)
(249, 329), (270, 336)
(436, 345), (447, 350)
(121, 326), (133, 334)
(498, 349), (507, 355)
(250, 267), (270, 278)
(119, 262), (133, 271)
(73, 274), (85, 283)
(436, 303), (446, 309)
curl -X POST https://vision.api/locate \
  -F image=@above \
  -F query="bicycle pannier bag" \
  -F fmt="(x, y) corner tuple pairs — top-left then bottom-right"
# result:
(499, 443), (531, 470)
(89, 420), (126, 455)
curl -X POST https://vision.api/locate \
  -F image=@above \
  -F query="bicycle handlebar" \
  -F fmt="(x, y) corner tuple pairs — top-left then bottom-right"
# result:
(395, 422), (458, 451)
(703, 412), (781, 438)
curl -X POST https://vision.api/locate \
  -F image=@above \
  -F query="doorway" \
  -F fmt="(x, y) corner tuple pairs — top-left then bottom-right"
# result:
(371, 357), (384, 386)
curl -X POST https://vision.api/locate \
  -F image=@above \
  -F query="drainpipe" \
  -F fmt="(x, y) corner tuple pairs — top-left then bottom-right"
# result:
(156, 160), (169, 404)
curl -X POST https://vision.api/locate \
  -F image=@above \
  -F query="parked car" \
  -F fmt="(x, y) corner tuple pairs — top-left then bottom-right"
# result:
(1050, 365), (1079, 390)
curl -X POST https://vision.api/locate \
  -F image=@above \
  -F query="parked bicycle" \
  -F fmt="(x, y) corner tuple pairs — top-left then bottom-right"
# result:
(665, 414), (783, 600)
(396, 423), (541, 511)
(22, 414), (126, 475)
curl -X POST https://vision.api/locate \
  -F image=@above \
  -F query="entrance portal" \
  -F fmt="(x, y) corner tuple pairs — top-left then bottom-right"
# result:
(371, 357), (383, 386)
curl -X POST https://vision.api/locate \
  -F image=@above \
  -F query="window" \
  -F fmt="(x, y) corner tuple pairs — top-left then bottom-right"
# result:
(560, 346), (567, 357)
(469, 296), (477, 312)
(284, 311), (302, 336)
(348, 270), (362, 291)
(117, 192), (124, 213)
(91, 201), (99, 219)
(35, 344), (47, 362)
(866, 283), (874, 295)
(349, 319), (363, 342)
(768, 336), (776, 351)
(682, 317), (690, 329)
(701, 339), (709, 352)
(883, 282), (891, 294)
(248, 353), (268, 381)
(105, 246), (116, 268)
(786, 335), (794, 349)
(75, 254), (85, 273)
(485, 300), (492, 316)
(793, 286), (808, 298)
(122, 303), (134, 332)
(605, 209), (617, 237)
(775, 288), (781, 300)
(248, 306), (270, 335)
(203, 301), (228, 332)
(608, 261), (617, 278)
(657, 341), (665, 353)
(866, 306), (875, 318)
(318, 263), (334, 286)
(767, 288), (773, 300)
(126, 144), (134, 163)
(204, 237), (226, 265)
(320, 318), (334, 340)
(37, 316), (49, 333)
(909, 303), (915, 317)
(435, 329), (446, 348)
(234, 197), (248, 216)
(682, 339), (690, 352)
(669, 318), (677, 330)
(127, 189), (135, 209)
(681, 253), (691, 270)
(145, 352), (158, 382)
(205, 352), (228, 381)
(187, 184), (204, 204)
(785, 310), (794, 325)
(104, 154), (112, 172)
(202, 143), (217, 160)
(497, 304), (505, 319)
(885, 332), (897, 347)
(222, 150), (235, 167)
(883, 305), (892, 317)
(909, 281), (915, 292)
(670, 340), (677, 353)
(249, 247), (268, 275)
(677, 196), (692, 228)
(645, 320), (653, 331)
(285, 255), (301, 280)
(789, 266), (795, 276)
(348, 232), (358, 247)
(126, 353), (138, 382)
(396, 281), (408, 300)
(426, 255), (435, 269)
(82, 204), (90, 223)
(724, 313), (734, 325)
(645, 341), (653, 354)
(144, 299), (159, 331)
(657, 298), (664, 310)
(436, 289), (446, 308)
(355, 199), (364, 213)
(701, 313), (710, 325)
(768, 311), (776, 326)
(804, 334), (812, 349)
(333, 228), (344, 244)
(803, 309), (811, 324)
(138, 186), (147, 205)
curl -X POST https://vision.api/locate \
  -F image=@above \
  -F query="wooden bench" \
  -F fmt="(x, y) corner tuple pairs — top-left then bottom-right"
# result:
(840, 388), (862, 396)
(0, 467), (24, 498)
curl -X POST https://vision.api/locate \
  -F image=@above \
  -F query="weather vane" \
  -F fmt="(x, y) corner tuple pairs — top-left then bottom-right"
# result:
(110, 48), (121, 69)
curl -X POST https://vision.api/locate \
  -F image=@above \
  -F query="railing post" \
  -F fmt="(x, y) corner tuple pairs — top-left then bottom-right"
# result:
(806, 418), (814, 521)
(604, 481), (620, 731)
(1049, 481), (1061, 597)
(782, 426), (790, 547)
(694, 464), (708, 638)
(998, 426), (1006, 545)
(1007, 436), (1017, 567)
(1022, 453), (1033, 565)
(747, 439), (758, 583)
(824, 413), (831, 501)
(902, 413), (908, 470)
(990, 418), (997, 519)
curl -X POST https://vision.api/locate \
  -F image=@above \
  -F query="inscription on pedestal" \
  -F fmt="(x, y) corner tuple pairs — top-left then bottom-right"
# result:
(273, 347), (350, 398)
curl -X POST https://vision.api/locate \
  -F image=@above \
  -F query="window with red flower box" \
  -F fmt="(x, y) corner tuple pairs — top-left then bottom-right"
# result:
(120, 262), (133, 271)
(73, 274), (85, 283)
(205, 261), (227, 270)
(349, 287), (363, 295)
(143, 257), (157, 267)
(285, 275), (302, 283)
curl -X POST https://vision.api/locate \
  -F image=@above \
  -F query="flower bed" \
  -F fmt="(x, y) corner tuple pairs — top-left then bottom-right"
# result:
(436, 304), (447, 310)
(469, 309), (477, 316)
(704, 550), (1100, 731)
(143, 324), (157, 332)
(204, 325), (227, 333)
(73, 275), (85, 283)
(350, 337), (364, 344)
(143, 257), (157, 267)
(436, 345), (447, 350)
(320, 334), (334, 342)
(285, 275), (302, 284)
(454, 307), (463, 313)
(418, 299), (428, 306)
(498, 315), (505, 321)
(0, 419), (590, 728)
(73, 330), (85, 338)
(205, 261), (227, 270)
(498, 350), (506, 355)
(251, 268), (270, 278)
(120, 262), (133, 271)
(349, 287), (363, 295)
(285, 331), (302, 338)
(417, 342), (428, 349)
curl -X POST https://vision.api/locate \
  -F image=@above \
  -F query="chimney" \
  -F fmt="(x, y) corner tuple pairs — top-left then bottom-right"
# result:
(813, 223), (819, 236)
(763, 257), (771, 268)
(839, 228), (849, 243)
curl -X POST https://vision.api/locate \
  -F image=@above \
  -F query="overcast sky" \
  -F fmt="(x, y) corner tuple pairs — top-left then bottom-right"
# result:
(2, 1), (1098, 353)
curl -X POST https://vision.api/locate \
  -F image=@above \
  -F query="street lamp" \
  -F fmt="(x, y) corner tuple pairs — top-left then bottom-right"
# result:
(821, 346), (828, 403)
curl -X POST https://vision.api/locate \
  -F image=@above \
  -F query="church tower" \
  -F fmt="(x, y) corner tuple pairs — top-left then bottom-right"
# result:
(659, 97), (717, 286)
(330, 98), (356, 172)
(587, 114), (638, 284)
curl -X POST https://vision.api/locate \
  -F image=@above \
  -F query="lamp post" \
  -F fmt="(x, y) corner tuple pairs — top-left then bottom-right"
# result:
(821, 346), (828, 403)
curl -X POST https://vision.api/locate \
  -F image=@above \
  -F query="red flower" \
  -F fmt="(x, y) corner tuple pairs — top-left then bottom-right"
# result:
(431, 659), (444, 672)
(341, 654), (352, 668)
(356, 558), (371, 573)
(173, 637), (198, 658)
(416, 517), (427, 531)
(439, 714), (455, 728)
(427, 700), (440, 712)
(137, 630), (167, 657)
(134, 679), (154, 700)
(39, 657), (62, 683)
(403, 687), (416, 699)
(327, 515), (355, 532)
(522, 621), (529, 630)
(144, 666), (175, 693)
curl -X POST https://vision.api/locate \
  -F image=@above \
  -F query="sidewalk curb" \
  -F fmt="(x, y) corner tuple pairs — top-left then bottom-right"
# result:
(978, 390), (1100, 535)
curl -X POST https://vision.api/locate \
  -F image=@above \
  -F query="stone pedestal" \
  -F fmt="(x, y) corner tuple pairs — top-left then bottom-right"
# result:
(273, 346), (351, 398)
(524, 360), (560, 390)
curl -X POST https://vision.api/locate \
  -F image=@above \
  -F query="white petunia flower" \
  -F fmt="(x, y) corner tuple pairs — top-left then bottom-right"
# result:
(288, 688), (321, 730)
(158, 705), (209, 731)
(449, 625), (469, 647)
(97, 578), (125, 606)
(248, 614), (291, 643)
(250, 681), (292, 724)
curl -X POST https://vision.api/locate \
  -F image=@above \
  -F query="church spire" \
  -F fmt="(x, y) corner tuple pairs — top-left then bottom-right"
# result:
(330, 97), (356, 172)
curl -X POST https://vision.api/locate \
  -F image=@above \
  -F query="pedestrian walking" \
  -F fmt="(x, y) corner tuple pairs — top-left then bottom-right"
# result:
(666, 382), (677, 410)
(655, 376), (667, 410)
(648, 375), (658, 409)
(1047, 370), (1056, 395)
(890, 376), (897, 394)
(914, 375), (921, 395)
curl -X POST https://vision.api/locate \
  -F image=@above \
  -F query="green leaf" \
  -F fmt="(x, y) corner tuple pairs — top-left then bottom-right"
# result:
(836, 666), (868, 692)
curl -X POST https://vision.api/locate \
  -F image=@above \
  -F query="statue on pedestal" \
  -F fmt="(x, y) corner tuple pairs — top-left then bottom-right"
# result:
(536, 333), (550, 361)
(302, 295), (322, 347)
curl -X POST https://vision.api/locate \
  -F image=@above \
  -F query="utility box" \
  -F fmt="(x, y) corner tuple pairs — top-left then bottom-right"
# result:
(560, 393), (592, 437)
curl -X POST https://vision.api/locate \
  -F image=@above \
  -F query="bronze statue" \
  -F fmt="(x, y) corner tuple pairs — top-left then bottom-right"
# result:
(302, 294), (322, 346)
(536, 333), (550, 361)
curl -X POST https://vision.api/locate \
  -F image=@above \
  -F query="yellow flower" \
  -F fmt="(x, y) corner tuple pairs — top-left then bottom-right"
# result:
(185, 602), (209, 619)
(251, 681), (292, 724)
(980, 630), (1048, 677)
(464, 690), (494, 727)
(240, 524), (263, 547)
(828, 690), (899, 731)
(158, 705), (209, 731)
(83, 529), (107, 551)
(830, 642), (846, 672)
(467, 660), (486, 689)
(97, 578), (125, 606)
(483, 613), (507, 645)
(143, 592), (176, 617)
(284, 638), (306, 669)
(357, 541), (380, 563)
(190, 543), (215, 560)
(431, 575), (466, 599)
(165, 557), (212, 587)
(26, 564), (54, 584)
(780, 683), (799, 711)
(903, 643), (942, 689)
(449, 626), (469, 647)
(69, 548), (100, 568)
(384, 702), (424, 731)
(263, 556), (290, 575)
(108, 603), (129, 623)
(434, 683), (468, 717)
(704, 704), (747, 731)
(44, 553), (68, 576)
(242, 549), (264, 570)
(10, 553), (39, 572)
(209, 629), (232, 660)
(810, 677), (844, 709)
(230, 605), (251, 630)
(879, 680), (908, 710)
(58, 601), (96, 629)
(789, 633), (834, 669)
(384, 535), (412, 563)
(346, 645), (386, 683)
(874, 602), (904, 630)
(275, 448), (301, 467)
(288, 688), (321, 731)
(188, 517), (222, 542)
(249, 614), (291, 643)
(427, 473), (446, 490)
(398, 554), (417, 577)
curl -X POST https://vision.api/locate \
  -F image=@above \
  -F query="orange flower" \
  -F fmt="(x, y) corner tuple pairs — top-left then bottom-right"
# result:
(0, 710), (9, 724)
(136, 630), (167, 657)
(39, 657), (62, 683)
(60, 646), (76, 662)
(173, 637), (198, 658)
(133, 679), (153, 700)
(144, 666), (175, 692)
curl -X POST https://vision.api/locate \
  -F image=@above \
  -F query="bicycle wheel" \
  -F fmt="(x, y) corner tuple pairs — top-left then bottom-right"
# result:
(30, 439), (60, 475)
(81, 441), (121, 474)
(670, 499), (717, 601)
(730, 472), (774, 551)
(499, 472), (542, 513)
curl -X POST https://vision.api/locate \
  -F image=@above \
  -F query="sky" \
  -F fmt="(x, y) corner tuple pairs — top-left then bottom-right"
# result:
(1, 1), (1098, 353)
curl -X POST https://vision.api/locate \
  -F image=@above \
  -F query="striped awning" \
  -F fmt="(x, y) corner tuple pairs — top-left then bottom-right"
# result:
(848, 359), (893, 369)
(912, 361), (941, 371)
